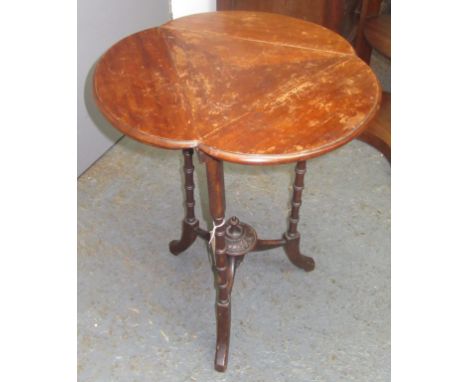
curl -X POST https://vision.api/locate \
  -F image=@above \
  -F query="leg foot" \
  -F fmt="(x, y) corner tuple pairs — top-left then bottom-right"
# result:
(283, 233), (315, 272)
(169, 148), (199, 255)
(214, 301), (230, 372)
(169, 219), (198, 255)
(214, 255), (239, 372)
(205, 155), (235, 372)
(283, 161), (315, 271)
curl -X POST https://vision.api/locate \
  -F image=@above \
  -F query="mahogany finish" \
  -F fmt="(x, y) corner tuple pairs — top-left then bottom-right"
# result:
(204, 155), (231, 371)
(354, 0), (385, 63)
(169, 150), (315, 371)
(93, 12), (382, 372)
(353, 1), (391, 162)
(167, 149), (210, 244)
(284, 161), (315, 271)
(94, 12), (381, 165)
(358, 91), (390, 162)
(363, 14), (390, 59)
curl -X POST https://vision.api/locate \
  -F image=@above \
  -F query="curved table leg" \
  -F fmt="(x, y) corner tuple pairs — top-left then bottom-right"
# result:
(169, 149), (199, 255)
(357, 91), (391, 163)
(283, 161), (315, 272)
(205, 155), (233, 372)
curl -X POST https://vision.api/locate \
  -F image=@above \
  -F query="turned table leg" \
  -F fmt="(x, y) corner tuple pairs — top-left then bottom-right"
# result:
(169, 153), (315, 372)
(205, 155), (235, 372)
(169, 149), (199, 255)
(283, 161), (315, 271)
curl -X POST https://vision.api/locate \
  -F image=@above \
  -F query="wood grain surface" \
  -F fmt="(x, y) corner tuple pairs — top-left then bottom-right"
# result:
(364, 15), (391, 58)
(94, 11), (381, 165)
(217, 0), (360, 39)
(358, 91), (390, 161)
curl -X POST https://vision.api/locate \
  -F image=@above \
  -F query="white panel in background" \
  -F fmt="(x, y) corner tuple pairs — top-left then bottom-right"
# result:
(78, 0), (171, 176)
(171, 0), (216, 19)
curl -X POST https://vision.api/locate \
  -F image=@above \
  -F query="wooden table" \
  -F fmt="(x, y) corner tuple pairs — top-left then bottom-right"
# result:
(93, 11), (381, 372)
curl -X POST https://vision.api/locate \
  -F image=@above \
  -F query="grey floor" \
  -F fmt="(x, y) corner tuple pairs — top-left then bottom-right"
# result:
(78, 135), (390, 381)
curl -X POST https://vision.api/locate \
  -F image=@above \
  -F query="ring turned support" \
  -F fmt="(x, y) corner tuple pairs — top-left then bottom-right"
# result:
(283, 161), (315, 272)
(94, 11), (382, 375)
(169, 149), (199, 255)
(169, 150), (315, 372)
(204, 155), (232, 372)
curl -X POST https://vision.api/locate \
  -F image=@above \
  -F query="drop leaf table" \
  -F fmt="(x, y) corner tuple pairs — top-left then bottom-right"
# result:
(93, 11), (381, 372)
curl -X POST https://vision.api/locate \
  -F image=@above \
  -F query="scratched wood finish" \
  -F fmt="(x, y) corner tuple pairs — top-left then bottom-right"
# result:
(94, 11), (381, 165)
(217, 0), (360, 38)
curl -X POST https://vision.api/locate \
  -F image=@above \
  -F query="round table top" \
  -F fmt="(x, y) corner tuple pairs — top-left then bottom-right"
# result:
(94, 11), (381, 165)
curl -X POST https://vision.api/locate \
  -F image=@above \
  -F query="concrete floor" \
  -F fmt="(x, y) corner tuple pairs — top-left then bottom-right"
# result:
(78, 136), (390, 381)
(371, 51), (390, 92)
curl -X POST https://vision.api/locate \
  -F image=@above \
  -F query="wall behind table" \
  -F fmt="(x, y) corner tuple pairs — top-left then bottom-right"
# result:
(78, 0), (171, 176)
(171, 0), (216, 18)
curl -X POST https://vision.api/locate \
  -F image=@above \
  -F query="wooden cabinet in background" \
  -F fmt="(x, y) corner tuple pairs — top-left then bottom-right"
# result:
(217, 0), (391, 163)
(217, 0), (360, 39)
